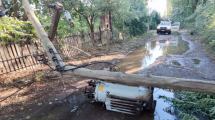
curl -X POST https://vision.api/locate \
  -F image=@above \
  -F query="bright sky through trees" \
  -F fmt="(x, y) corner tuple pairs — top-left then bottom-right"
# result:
(148, 0), (167, 17)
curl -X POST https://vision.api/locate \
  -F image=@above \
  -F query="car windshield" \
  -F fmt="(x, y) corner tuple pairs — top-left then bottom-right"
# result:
(160, 22), (171, 26)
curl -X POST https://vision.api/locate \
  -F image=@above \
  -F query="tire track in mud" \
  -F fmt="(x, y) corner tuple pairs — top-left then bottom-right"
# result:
(141, 31), (215, 80)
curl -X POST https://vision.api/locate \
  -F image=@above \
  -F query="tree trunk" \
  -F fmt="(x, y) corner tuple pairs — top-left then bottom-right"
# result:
(22, 11), (28, 21)
(48, 2), (63, 41)
(86, 16), (96, 46)
(0, 0), (5, 17)
(13, 0), (19, 17)
(109, 11), (113, 41)
(0, 0), (4, 10)
(99, 26), (102, 44)
(90, 24), (95, 45)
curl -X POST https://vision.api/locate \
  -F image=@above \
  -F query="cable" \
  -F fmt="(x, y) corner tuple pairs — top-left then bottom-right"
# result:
(45, 63), (56, 71)
(62, 61), (119, 72)
(0, 80), (35, 103)
(41, 48), (119, 72)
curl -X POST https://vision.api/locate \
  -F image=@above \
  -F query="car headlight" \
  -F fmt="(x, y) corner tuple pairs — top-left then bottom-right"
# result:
(157, 26), (160, 29)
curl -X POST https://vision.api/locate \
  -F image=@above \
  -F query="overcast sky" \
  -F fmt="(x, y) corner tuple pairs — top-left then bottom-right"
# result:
(147, 0), (167, 17)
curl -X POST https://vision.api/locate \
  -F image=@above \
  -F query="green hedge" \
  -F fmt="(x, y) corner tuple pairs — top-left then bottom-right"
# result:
(0, 16), (36, 44)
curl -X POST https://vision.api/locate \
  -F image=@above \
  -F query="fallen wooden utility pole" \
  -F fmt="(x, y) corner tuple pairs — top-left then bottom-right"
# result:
(23, 0), (215, 93)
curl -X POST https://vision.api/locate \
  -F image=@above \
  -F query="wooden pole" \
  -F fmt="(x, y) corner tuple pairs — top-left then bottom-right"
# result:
(22, 0), (65, 68)
(63, 68), (215, 93)
(22, 0), (215, 93)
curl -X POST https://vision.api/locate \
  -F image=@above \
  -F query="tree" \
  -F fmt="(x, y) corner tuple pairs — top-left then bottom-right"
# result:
(168, 1), (215, 119)
(67, 0), (101, 46)
(0, 0), (5, 17)
(0, 0), (4, 10)
(0, 0), (25, 18)
(124, 0), (149, 36)
(149, 11), (161, 30)
(0, 16), (36, 44)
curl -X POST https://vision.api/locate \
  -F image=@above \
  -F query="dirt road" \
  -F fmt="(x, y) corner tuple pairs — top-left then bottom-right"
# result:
(0, 31), (215, 120)
(142, 31), (215, 80)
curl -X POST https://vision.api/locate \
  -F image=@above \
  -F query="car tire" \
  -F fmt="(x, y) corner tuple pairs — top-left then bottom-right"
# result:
(168, 31), (171, 35)
(157, 31), (160, 34)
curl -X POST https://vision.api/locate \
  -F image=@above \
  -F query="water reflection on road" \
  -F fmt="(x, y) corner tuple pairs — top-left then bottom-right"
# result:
(119, 35), (179, 120)
(141, 41), (164, 69)
(154, 88), (175, 120)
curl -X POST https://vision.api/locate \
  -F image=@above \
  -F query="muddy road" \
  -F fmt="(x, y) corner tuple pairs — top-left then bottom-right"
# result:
(1, 31), (215, 120)
(142, 31), (215, 80)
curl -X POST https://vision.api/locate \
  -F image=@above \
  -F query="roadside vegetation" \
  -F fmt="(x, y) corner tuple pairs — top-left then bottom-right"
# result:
(173, 92), (215, 120)
(169, 0), (215, 55)
(0, 16), (36, 44)
(168, 0), (215, 119)
(1, 0), (161, 42)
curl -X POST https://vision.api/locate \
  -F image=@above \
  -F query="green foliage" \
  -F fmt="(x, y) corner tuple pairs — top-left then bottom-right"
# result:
(161, 91), (215, 119)
(2, 0), (24, 18)
(149, 11), (161, 30)
(209, 40), (215, 50)
(169, 0), (200, 23)
(38, 13), (88, 38)
(67, 0), (102, 30)
(0, 16), (36, 44)
(2, 0), (160, 41)
(169, 0), (215, 53)
(125, 17), (148, 36)
(117, 0), (149, 36)
(172, 91), (215, 120)
(62, 0), (151, 37)
(29, 0), (158, 38)
(178, 112), (198, 120)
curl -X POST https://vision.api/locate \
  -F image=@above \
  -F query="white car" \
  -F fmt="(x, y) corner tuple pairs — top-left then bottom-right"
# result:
(157, 21), (171, 34)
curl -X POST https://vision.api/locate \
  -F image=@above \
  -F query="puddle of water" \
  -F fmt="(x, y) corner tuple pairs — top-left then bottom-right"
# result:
(118, 36), (186, 120)
(154, 88), (176, 120)
(119, 48), (147, 73)
(172, 60), (181, 66)
(192, 59), (201, 65)
(141, 41), (164, 69)
(119, 37), (187, 73)
(164, 37), (189, 55)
